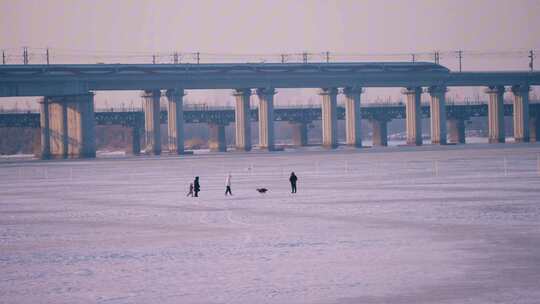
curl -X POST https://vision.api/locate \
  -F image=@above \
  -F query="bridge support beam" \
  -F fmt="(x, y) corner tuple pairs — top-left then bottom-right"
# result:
(511, 85), (530, 143)
(447, 118), (466, 144)
(485, 86), (506, 143)
(256, 88), (276, 151)
(290, 121), (309, 146)
(166, 88), (185, 154)
(530, 117), (539, 143)
(209, 123), (227, 152)
(40, 93), (96, 159)
(343, 86), (363, 147)
(403, 87), (423, 145)
(142, 89), (162, 155)
(428, 86), (447, 145)
(319, 88), (338, 148)
(66, 94), (96, 158)
(131, 126), (141, 155)
(234, 89), (252, 151)
(370, 118), (388, 146)
(51, 100), (68, 158)
(39, 97), (51, 159)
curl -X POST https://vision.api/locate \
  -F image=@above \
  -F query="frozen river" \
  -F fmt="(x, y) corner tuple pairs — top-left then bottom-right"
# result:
(1, 143), (540, 304)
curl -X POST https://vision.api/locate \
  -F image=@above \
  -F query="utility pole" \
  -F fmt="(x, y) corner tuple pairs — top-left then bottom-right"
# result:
(528, 50), (533, 71)
(23, 47), (29, 64)
(196, 52), (200, 64)
(325, 51), (330, 63)
(457, 50), (463, 72)
(46, 48), (50, 65)
(2, 50), (5, 64)
(302, 52), (308, 64)
(411, 53), (416, 63)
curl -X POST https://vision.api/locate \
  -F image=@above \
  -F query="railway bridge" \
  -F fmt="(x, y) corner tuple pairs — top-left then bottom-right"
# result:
(1, 62), (539, 158)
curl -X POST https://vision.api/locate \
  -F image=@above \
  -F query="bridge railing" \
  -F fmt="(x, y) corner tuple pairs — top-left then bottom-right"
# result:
(0, 109), (37, 114)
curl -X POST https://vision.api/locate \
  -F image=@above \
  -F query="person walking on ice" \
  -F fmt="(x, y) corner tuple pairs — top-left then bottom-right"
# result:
(194, 176), (201, 197)
(186, 182), (194, 197)
(225, 173), (232, 196)
(289, 172), (298, 194)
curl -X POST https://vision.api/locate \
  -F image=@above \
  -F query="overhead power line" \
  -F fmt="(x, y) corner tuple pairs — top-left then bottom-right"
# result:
(23, 47), (29, 64)
(529, 50), (535, 71)
(0, 47), (538, 70)
(457, 50), (463, 72)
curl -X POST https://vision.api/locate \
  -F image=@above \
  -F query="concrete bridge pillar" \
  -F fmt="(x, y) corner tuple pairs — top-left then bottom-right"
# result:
(131, 126), (141, 155)
(403, 87), (423, 145)
(40, 93), (96, 159)
(485, 86), (506, 143)
(142, 89), (162, 155)
(166, 88), (185, 154)
(50, 100), (68, 158)
(256, 88), (276, 151)
(39, 97), (51, 159)
(447, 118), (466, 144)
(209, 123), (227, 152)
(66, 94), (96, 158)
(233, 88), (252, 151)
(530, 117), (539, 143)
(370, 118), (388, 146)
(319, 88), (338, 148)
(290, 121), (309, 146)
(511, 85), (530, 143)
(428, 86), (447, 145)
(343, 86), (363, 147)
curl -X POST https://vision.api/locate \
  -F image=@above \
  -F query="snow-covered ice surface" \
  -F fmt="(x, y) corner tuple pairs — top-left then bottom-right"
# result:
(1, 143), (540, 304)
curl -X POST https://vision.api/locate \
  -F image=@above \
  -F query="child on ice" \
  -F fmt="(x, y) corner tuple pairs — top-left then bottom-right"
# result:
(187, 183), (194, 197)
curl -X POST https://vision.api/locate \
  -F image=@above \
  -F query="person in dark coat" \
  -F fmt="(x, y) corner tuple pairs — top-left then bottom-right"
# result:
(194, 176), (200, 197)
(289, 172), (298, 193)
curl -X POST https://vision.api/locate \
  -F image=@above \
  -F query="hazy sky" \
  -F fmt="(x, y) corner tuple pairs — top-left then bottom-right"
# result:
(1, 0), (539, 108)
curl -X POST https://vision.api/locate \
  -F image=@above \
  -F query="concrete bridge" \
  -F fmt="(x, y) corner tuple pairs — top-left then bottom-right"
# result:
(2, 103), (540, 156)
(1, 62), (540, 158)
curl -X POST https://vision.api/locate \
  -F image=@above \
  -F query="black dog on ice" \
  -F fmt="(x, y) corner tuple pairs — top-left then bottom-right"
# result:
(256, 188), (268, 194)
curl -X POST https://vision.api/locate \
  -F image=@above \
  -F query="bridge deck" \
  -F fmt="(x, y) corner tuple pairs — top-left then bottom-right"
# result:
(1, 62), (538, 96)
